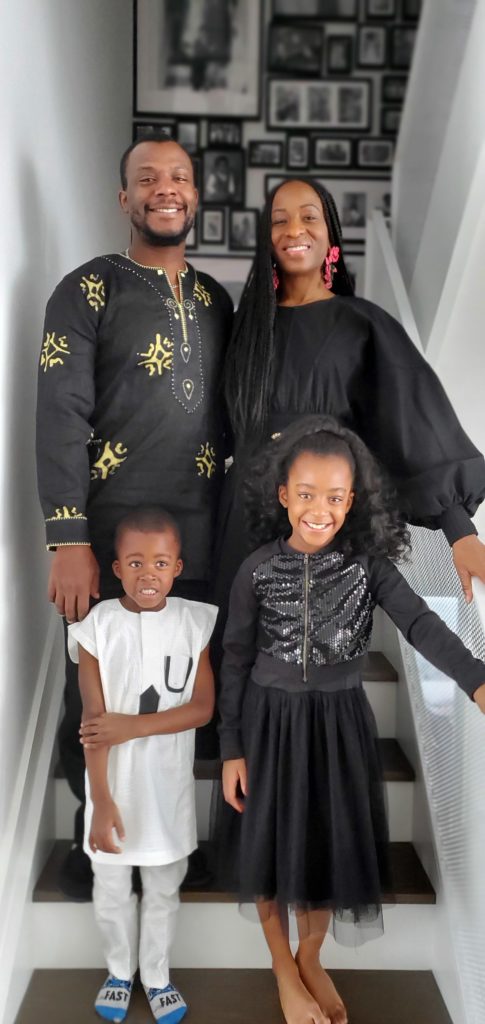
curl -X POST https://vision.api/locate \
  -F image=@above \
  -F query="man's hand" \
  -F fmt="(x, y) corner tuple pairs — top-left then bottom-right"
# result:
(222, 758), (248, 813)
(89, 799), (125, 854)
(80, 713), (140, 749)
(452, 535), (485, 604)
(48, 546), (100, 621)
(472, 682), (485, 714)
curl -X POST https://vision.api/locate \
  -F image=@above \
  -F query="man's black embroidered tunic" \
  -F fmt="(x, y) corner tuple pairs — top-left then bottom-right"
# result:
(36, 255), (233, 582)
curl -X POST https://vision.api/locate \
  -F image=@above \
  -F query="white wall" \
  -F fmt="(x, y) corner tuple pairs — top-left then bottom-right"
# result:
(393, 0), (485, 348)
(0, 0), (132, 832)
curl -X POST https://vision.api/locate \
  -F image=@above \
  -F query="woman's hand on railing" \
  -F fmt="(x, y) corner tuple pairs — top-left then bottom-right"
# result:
(472, 683), (485, 714)
(452, 535), (485, 604)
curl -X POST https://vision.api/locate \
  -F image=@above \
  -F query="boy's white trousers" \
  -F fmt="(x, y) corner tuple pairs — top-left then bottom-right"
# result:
(92, 858), (187, 987)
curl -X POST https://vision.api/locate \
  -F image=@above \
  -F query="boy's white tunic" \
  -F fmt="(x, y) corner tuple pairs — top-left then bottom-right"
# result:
(68, 597), (217, 866)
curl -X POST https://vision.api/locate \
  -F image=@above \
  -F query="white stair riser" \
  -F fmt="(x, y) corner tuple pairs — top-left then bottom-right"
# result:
(55, 777), (414, 843)
(30, 902), (435, 971)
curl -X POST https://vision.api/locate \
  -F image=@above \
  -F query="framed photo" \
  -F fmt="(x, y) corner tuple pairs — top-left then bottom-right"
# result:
(264, 175), (391, 242)
(356, 138), (394, 169)
(191, 155), (201, 189)
(326, 35), (353, 75)
(267, 78), (372, 131)
(208, 121), (242, 147)
(381, 106), (402, 135)
(364, 0), (396, 17)
(185, 220), (198, 250)
(201, 149), (245, 205)
(287, 135), (310, 170)
(267, 22), (324, 75)
(344, 250), (365, 295)
(357, 26), (387, 68)
(133, 121), (175, 141)
(382, 74), (408, 104)
(271, 0), (357, 18)
(248, 139), (284, 167)
(176, 120), (199, 154)
(390, 26), (416, 69)
(402, 0), (422, 20)
(228, 208), (259, 251)
(135, 0), (262, 118)
(313, 136), (353, 168)
(201, 207), (225, 245)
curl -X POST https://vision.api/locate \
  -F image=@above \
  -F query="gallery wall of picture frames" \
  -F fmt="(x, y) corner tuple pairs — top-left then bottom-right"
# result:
(133, 0), (421, 263)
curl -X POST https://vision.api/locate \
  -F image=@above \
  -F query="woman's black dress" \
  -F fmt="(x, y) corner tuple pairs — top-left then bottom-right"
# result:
(213, 296), (485, 611)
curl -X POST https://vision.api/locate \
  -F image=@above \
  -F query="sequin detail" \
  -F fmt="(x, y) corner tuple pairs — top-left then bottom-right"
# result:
(252, 551), (373, 665)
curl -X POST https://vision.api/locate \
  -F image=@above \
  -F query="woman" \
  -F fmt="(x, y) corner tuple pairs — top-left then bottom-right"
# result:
(215, 177), (485, 611)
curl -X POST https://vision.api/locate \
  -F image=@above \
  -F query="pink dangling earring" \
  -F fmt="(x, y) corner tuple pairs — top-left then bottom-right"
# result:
(323, 245), (340, 289)
(272, 263), (280, 291)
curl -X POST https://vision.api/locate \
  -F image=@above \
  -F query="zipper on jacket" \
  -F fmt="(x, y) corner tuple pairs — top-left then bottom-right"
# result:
(167, 272), (189, 345)
(302, 553), (310, 682)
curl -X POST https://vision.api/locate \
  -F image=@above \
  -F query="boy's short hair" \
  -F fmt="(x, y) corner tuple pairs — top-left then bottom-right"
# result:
(114, 506), (182, 556)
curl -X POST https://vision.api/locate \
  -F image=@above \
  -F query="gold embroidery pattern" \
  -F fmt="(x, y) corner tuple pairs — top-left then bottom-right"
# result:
(40, 332), (70, 372)
(194, 280), (212, 307)
(195, 442), (216, 479)
(46, 506), (86, 522)
(91, 441), (128, 481)
(80, 274), (106, 311)
(137, 335), (174, 377)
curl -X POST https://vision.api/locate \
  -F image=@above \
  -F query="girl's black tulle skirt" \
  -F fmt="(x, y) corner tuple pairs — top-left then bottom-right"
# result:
(212, 677), (391, 946)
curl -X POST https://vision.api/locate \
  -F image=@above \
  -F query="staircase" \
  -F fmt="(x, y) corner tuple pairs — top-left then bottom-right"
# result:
(16, 651), (454, 1023)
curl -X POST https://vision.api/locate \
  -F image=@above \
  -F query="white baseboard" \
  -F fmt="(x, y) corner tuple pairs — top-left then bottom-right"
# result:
(0, 610), (65, 1024)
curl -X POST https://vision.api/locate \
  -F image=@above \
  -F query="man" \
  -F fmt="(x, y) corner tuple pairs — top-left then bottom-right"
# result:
(36, 136), (233, 898)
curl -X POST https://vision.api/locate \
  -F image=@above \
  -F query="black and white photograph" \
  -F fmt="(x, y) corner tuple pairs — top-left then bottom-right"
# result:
(313, 136), (352, 168)
(357, 138), (394, 169)
(136, 0), (262, 118)
(326, 35), (353, 75)
(364, 0), (396, 17)
(267, 23), (324, 75)
(344, 250), (365, 294)
(272, 0), (357, 18)
(248, 139), (284, 167)
(201, 207), (225, 244)
(133, 121), (175, 141)
(201, 149), (245, 205)
(382, 74), (408, 104)
(185, 220), (198, 250)
(229, 208), (259, 251)
(267, 78), (371, 130)
(357, 26), (387, 68)
(402, 0), (422, 20)
(341, 191), (367, 229)
(287, 135), (310, 170)
(176, 120), (199, 153)
(381, 106), (402, 134)
(390, 26), (416, 69)
(208, 120), (242, 146)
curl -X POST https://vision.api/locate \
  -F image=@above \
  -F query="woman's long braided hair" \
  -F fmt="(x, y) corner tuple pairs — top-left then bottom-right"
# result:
(223, 177), (355, 442)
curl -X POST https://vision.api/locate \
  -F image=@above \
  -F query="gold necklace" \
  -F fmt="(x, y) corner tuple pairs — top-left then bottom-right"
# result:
(122, 248), (187, 282)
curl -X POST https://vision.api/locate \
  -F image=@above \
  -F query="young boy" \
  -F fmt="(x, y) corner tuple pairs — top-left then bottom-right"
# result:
(68, 506), (217, 1023)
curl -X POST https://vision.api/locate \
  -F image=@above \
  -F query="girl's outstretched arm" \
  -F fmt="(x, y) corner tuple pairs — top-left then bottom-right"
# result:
(77, 645), (125, 854)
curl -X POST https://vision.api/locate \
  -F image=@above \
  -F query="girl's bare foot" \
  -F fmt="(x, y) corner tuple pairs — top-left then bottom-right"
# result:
(273, 961), (330, 1024)
(295, 955), (348, 1024)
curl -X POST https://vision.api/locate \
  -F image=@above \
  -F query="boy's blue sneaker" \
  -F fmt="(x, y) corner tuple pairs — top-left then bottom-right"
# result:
(95, 976), (133, 1022)
(144, 983), (187, 1023)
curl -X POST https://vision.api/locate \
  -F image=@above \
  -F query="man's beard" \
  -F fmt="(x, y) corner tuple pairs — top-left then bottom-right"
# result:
(132, 209), (195, 248)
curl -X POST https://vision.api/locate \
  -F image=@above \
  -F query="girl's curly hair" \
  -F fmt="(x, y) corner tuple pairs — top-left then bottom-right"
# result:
(245, 415), (410, 562)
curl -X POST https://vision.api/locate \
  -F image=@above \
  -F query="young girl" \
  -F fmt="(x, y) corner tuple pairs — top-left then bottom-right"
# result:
(218, 416), (485, 1024)
(69, 506), (217, 1024)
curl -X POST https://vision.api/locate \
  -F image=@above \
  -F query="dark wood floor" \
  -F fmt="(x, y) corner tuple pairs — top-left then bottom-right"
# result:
(16, 968), (453, 1024)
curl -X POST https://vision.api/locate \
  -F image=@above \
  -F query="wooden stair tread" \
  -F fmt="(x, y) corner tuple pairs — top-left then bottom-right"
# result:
(33, 839), (434, 905)
(15, 968), (452, 1024)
